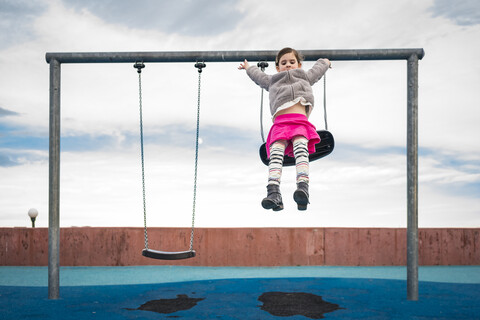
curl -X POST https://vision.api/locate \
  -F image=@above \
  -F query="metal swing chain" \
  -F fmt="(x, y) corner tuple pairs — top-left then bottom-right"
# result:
(134, 62), (149, 250)
(190, 61), (206, 251)
(323, 73), (328, 131)
(258, 61), (268, 144)
(260, 88), (266, 144)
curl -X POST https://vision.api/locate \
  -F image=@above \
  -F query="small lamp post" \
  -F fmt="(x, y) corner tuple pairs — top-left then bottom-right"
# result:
(28, 208), (38, 228)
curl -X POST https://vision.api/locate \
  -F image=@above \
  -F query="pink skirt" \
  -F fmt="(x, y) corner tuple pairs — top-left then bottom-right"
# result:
(266, 113), (321, 158)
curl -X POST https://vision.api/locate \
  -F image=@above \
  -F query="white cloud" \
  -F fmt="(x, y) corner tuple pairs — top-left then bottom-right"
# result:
(0, 0), (47, 48)
(60, 0), (244, 36)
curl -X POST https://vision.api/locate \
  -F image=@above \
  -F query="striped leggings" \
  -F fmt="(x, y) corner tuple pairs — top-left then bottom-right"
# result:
(268, 136), (309, 186)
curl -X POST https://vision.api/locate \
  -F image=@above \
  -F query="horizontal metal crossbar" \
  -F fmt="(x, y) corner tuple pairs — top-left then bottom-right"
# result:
(46, 48), (425, 64)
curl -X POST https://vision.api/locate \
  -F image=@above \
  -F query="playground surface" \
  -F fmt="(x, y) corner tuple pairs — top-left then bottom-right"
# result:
(1, 266), (479, 319)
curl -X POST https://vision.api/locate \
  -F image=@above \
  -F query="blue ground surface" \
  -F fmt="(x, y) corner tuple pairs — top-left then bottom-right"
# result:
(1, 266), (479, 319)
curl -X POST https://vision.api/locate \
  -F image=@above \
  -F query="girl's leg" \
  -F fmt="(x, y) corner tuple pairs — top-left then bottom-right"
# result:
(292, 136), (310, 210)
(262, 140), (287, 211)
(268, 140), (287, 186)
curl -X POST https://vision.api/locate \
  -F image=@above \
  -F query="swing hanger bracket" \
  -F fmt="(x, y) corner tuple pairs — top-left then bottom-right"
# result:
(257, 61), (269, 71)
(134, 61), (145, 73)
(195, 61), (206, 73)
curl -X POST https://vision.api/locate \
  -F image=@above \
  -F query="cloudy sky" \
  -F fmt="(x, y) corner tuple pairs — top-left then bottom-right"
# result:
(0, 0), (479, 228)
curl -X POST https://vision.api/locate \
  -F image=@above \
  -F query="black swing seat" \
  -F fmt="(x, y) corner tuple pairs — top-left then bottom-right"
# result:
(142, 249), (196, 260)
(259, 130), (335, 166)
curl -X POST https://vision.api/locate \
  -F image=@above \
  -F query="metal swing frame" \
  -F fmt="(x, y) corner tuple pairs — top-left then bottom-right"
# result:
(46, 48), (424, 300)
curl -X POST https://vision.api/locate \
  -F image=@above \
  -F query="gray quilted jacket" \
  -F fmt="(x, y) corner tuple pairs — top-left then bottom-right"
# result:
(246, 59), (330, 117)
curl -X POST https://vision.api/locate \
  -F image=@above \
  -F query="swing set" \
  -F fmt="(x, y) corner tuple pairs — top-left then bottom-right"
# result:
(46, 49), (424, 301)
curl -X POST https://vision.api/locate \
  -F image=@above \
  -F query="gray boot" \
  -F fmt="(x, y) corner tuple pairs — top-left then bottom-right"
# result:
(261, 184), (284, 211)
(293, 182), (309, 210)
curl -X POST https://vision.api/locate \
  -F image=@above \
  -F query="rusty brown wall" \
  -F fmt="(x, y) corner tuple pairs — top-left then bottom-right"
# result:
(1, 228), (478, 266)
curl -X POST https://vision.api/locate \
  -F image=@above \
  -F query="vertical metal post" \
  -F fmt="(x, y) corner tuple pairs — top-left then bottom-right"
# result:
(48, 59), (61, 299)
(407, 54), (419, 301)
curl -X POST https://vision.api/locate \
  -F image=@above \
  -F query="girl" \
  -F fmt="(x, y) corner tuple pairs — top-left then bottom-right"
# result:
(239, 48), (331, 211)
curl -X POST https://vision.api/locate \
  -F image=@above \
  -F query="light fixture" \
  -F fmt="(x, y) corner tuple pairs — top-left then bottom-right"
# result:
(28, 208), (38, 228)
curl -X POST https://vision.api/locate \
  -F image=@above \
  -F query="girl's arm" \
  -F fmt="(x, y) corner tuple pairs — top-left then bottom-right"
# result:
(239, 59), (271, 90)
(306, 58), (331, 85)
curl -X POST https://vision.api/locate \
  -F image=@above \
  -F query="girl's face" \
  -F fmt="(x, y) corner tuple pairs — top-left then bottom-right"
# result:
(276, 52), (302, 72)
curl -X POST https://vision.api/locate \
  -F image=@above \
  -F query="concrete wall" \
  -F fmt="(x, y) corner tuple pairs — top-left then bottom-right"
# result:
(1, 227), (478, 266)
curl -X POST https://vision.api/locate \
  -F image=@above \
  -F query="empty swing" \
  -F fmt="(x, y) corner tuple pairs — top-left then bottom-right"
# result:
(257, 61), (334, 166)
(134, 61), (206, 260)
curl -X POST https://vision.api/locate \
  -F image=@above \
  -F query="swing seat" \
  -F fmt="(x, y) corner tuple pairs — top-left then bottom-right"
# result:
(142, 249), (196, 260)
(259, 130), (335, 166)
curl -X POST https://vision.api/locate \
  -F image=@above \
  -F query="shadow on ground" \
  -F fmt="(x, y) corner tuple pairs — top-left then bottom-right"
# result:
(2, 277), (480, 319)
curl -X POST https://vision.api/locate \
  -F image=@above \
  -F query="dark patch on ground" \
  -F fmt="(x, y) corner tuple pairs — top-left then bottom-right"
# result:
(258, 291), (343, 319)
(128, 294), (205, 314)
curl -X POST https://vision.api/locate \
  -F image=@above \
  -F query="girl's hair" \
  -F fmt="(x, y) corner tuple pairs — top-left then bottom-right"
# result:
(275, 47), (304, 66)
